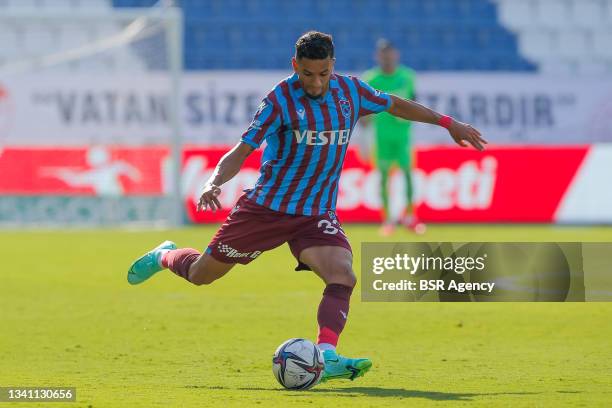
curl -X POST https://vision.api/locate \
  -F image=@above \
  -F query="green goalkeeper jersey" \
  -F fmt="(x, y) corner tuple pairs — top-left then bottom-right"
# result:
(362, 65), (416, 142)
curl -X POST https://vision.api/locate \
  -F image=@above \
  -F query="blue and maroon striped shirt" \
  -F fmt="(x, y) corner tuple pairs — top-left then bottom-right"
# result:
(241, 72), (392, 216)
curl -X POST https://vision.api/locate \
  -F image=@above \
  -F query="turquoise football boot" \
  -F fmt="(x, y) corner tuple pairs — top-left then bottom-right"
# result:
(320, 349), (372, 382)
(127, 240), (176, 285)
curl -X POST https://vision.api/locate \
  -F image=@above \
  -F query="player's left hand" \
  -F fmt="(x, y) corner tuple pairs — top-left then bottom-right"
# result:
(197, 182), (222, 212)
(448, 120), (488, 151)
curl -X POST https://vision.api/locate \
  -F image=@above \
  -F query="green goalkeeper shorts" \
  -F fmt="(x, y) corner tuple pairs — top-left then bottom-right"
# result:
(375, 133), (412, 171)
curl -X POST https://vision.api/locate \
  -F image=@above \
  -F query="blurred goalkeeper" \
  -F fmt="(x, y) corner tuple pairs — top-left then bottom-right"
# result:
(363, 39), (422, 235)
(127, 31), (486, 384)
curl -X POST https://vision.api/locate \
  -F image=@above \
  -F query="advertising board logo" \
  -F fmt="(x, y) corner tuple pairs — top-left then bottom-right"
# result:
(40, 146), (142, 196)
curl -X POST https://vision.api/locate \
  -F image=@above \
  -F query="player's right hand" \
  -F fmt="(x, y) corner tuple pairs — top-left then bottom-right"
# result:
(197, 182), (222, 212)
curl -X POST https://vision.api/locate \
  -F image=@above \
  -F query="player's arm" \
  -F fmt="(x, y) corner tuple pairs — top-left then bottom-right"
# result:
(387, 95), (487, 151)
(198, 95), (280, 212)
(197, 142), (254, 212)
(359, 72), (374, 127)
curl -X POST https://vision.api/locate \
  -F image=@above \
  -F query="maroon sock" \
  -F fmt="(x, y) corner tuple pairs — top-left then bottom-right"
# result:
(316, 284), (353, 347)
(162, 248), (200, 282)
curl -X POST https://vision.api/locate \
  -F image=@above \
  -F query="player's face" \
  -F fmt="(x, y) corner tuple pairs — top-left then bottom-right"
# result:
(292, 57), (335, 99)
(377, 48), (399, 73)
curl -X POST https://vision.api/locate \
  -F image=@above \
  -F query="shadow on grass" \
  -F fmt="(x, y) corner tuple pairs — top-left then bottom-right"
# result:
(185, 385), (541, 401)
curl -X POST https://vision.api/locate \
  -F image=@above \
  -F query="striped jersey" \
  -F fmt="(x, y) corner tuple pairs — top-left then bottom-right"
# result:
(241, 72), (392, 216)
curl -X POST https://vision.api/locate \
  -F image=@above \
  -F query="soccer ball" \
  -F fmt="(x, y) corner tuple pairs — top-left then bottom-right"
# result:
(272, 338), (324, 390)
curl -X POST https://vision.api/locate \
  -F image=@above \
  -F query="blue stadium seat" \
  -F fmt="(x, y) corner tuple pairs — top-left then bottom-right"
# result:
(113, 0), (536, 72)
(113, 0), (157, 6)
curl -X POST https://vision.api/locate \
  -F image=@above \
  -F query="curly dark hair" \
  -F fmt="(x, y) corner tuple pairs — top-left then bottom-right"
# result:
(295, 31), (334, 60)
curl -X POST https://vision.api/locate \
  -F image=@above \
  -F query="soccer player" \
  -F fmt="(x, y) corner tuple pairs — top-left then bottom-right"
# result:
(362, 39), (421, 235)
(127, 31), (486, 383)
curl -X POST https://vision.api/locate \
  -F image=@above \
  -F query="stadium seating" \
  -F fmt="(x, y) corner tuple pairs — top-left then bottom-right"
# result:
(3, 0), (610, 74)
(113, 0), (536, 72)
(495, 0), (612, 75)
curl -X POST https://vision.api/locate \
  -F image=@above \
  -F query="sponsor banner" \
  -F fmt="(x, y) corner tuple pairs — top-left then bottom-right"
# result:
(361, 242), (612, 302)
(412, 146), (588, 222)
(1, 145), (610, 223)
(0, 75), (174, 145)
(0, 72), (611, 145)
(0, 146), (169, 196)
(409, 74), (612, 144)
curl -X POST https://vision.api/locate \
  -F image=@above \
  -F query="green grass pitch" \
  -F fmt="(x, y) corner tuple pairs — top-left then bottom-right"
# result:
(1, 225), (611, 407)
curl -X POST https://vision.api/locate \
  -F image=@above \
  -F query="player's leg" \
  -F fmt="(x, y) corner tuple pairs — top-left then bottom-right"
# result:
(289, 212), (371, 381)
(399, 140), (414, 216)
(377, 159), (394, 236)
(376, 133), (398, 235)
(299, 245), (356, 345)
(402, 166), (414, 210)
(298, 246), (372, 381)
(379, 165), (391, 221)
(164, 250), (235, 285)
(127, 194), (280, 286)
(127, 241), (235, 286)
(398, 138), (426, 234)
(400, 165), (425, 234)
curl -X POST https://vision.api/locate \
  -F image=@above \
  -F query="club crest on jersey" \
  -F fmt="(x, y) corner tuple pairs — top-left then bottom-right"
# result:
(339, 99), (351, 118)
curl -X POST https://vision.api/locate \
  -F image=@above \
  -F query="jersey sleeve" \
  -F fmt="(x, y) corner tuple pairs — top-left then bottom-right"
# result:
(240, 97), (282, 149)
(355, 77), (392, 117)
